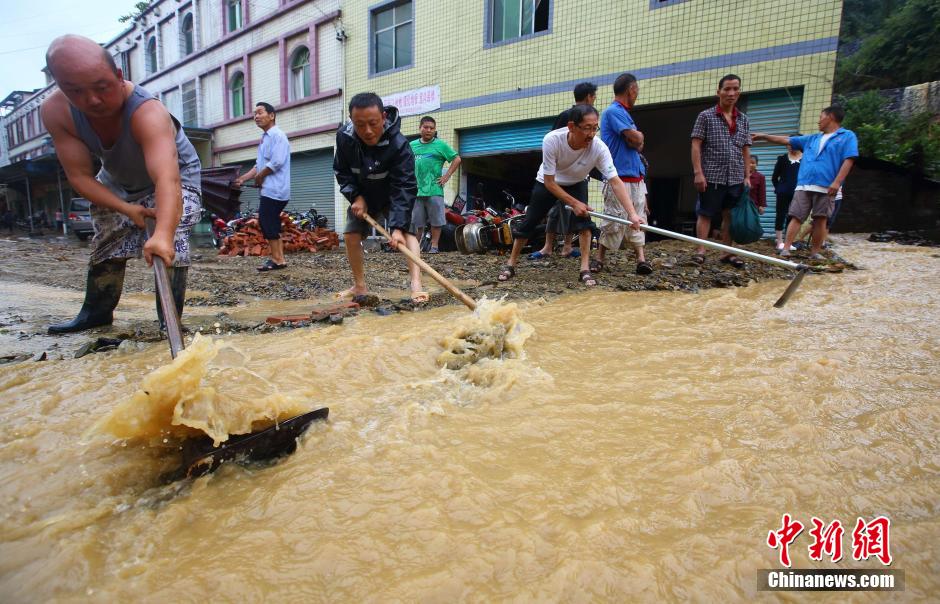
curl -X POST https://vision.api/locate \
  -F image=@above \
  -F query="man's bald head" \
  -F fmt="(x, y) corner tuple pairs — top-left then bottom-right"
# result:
(46, 35), (126, 119)
(46, 35), (119, 81)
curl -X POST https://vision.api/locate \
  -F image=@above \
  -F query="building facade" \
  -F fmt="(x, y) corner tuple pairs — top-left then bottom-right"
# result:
(2, 0), (844, 235)
(1, 0), (347, 230)
(341, 0), (843, 234)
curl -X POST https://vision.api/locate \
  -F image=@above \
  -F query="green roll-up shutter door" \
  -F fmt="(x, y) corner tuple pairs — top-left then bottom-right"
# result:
(230, 149), (336, 229)
(459, 118), (555, 157)
(289, 149), (336, 229)
(746, 88), (804, 236)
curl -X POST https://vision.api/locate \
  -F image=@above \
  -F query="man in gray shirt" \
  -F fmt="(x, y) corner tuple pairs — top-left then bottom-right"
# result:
(42, 34), (202, 333)
(236, 102), (291, 271)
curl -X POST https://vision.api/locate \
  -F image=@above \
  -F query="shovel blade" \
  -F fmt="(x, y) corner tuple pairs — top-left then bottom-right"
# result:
(162, 407), (330, 483)
(774, 268), (809, 308)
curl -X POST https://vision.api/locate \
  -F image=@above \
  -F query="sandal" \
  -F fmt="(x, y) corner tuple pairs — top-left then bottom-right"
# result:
(579, 270), (597, 286)
(720, 255), (745, 268)
(257, 259), (287, 271)
(691, 254), (705, 265)
(410, 291), (430, 304)
(589, 259), (604, 273)
(636, 261), (653, 275)
(528, 251), (548, 260)
(497, 264), (516, 282)
(565, 249), (581, 258)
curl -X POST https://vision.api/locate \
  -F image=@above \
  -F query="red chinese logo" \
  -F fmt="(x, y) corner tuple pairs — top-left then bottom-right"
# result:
(767, 515), (892, 567)
(808, 518), (844, 563)
(852, 516), (892, 565)
(767, 514), (804, 568)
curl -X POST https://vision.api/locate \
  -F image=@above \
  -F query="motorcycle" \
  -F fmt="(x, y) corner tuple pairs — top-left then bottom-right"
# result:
(209, 212), (234, 248)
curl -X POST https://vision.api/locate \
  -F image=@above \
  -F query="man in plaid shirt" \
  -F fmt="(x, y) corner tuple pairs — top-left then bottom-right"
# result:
(690, 74), (753, 267)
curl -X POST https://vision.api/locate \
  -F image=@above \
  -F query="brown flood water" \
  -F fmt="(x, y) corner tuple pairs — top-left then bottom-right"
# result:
(1, 236), (938, 601)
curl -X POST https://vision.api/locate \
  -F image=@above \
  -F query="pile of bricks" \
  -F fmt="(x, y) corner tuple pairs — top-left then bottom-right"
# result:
(218, 214), (340, 256)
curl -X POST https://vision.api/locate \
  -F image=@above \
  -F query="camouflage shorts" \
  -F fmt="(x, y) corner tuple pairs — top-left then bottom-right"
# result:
(90, 186), (202, 266)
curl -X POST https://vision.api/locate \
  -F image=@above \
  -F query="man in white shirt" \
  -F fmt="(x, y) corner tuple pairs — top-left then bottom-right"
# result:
(497, 105), (644, 286)
(235, 102), (292, 271)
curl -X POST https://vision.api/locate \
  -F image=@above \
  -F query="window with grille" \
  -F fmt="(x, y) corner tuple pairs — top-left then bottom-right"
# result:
(146, 37), (158, 75)
(181, 80), (197, 126)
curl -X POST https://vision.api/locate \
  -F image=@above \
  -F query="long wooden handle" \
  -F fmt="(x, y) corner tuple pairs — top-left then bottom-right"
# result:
(362, 213), (477, 311)
(145, 218), (185, 358)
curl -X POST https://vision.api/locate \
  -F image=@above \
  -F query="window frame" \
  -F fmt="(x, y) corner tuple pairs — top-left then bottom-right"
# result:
(649, 0), (691, 9)
(119, 50), (133, 81)
(288, 45), (312, 101)
(226, 0), (243, 33)
(181, 80), (198, 127)
(229, 71), (246, 118)
(180, 12), (195, 56)
(145, 36), (158, 75)
(368, 0), (414, 78)
(484, 0), (553, 48)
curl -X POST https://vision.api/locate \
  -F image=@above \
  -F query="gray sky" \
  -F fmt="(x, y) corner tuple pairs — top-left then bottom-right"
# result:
(0, 0), (134, 93)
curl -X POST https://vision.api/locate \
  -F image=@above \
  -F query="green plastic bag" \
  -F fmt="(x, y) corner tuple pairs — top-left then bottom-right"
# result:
(730, 185), (763, 244)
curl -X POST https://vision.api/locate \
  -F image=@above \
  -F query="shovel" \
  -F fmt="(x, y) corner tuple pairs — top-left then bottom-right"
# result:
(362, 213), (477, 310)
(583, 210), (809, 308)
(145, 218), (328, 481)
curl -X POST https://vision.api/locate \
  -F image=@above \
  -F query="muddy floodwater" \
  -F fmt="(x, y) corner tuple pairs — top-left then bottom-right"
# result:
(1, 237), (938, 601)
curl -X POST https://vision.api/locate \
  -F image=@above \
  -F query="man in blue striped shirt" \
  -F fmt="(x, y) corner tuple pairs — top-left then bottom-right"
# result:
(236, 102), (292, 271)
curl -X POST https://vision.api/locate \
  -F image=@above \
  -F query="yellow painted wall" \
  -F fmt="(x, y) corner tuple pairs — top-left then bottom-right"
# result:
(340, 0), (843, 204)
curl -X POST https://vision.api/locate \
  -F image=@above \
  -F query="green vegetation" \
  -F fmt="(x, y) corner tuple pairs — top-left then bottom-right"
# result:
(840, 91), (940, 178)
(119, 2), (153, 24)
(836, 0), (940, 92)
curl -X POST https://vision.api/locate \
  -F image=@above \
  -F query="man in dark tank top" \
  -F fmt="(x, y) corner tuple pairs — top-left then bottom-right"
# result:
(40, 35), (202, 334)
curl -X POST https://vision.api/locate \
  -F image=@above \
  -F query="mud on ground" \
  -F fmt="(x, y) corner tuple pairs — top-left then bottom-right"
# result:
(0, 232), (854, 362)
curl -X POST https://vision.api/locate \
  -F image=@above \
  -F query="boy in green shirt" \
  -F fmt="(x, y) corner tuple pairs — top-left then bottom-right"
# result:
(409, 116), (461, 253)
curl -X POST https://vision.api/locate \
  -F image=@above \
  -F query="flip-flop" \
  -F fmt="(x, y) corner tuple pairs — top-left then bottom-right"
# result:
(497, 265), (516, 282)
(257, 259), (287, 271)
(565, 249), (581, 258)
(691, 254), (706, 265)
(720, 255), (745, 268)
(528, 251), (548, 260)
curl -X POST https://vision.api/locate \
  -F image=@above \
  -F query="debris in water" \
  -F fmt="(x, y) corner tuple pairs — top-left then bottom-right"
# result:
(438, 297), (533, 370)
(88, 334), (310, 446)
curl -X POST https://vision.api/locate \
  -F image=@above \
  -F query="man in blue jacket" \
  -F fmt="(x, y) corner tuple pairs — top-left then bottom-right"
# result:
(333, 93), (425, 303)
(754, 105), (858, 259)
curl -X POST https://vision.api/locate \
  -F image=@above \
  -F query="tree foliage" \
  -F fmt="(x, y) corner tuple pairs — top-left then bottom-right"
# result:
(836, 0), (940, 92)
(119, 1), (153, 24)
(840, 91), (940, 178)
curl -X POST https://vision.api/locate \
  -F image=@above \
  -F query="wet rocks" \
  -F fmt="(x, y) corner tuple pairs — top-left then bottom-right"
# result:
(74, 337), (125, 359)
(868, 230), (940, 247)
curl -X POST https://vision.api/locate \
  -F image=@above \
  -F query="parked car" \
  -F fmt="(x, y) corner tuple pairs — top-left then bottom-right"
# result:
(68, 198), (94, 240)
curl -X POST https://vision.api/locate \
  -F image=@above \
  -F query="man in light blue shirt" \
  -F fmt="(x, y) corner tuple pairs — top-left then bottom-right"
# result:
(754, 105), (858, 259)
(235, 102), (292, 270)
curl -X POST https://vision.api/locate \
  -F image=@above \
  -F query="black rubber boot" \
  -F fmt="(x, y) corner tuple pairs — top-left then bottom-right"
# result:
(156, 266), (188, 330)
(48, 259), (127, 334)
